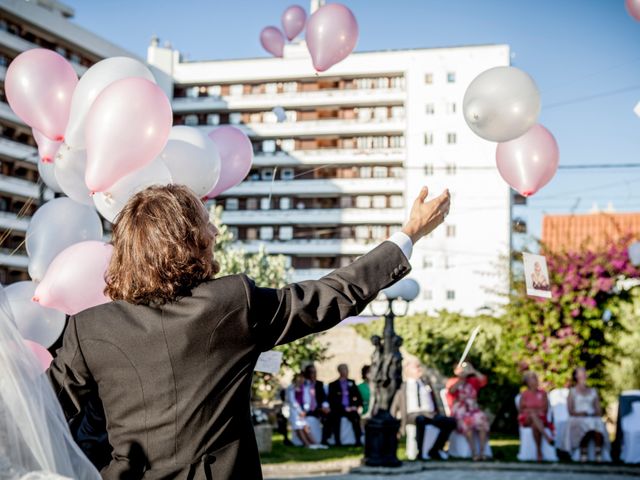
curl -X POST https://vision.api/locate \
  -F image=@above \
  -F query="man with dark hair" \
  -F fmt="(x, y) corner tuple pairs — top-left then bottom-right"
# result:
(303, 364), (331, 444)
(328, 364), (363, 446)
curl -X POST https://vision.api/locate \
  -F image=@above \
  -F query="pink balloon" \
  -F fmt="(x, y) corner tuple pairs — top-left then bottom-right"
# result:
(34, 241), (113, 315)
(260, 26), (285, 58)
(5, 49), (77, 141)
(496, 124), (559, 197)
(84, 77), (172, 193)
(305, 3), (358, 72)
(626, 0), (640, 20)
(24, 340), (53, 373)
(282, 5), (307, 41)
(32, 129), (61, 163)
(206, 126), (253, 198)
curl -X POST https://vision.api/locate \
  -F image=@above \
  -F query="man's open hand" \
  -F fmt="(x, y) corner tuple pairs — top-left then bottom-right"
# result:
(401, 187), (451, 244)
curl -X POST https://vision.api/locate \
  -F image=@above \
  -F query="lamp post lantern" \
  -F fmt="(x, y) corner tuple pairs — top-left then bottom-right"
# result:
(363, 278), (419, 467)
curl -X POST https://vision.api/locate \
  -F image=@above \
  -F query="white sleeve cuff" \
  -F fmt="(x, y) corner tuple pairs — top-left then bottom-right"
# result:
(388, 231), (413, 260)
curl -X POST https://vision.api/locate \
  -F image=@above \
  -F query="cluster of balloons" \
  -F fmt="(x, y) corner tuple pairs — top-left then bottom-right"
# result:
(260, 3), (358, 72)
(3, 49), (254, 367)
(463, 66), (559, 197)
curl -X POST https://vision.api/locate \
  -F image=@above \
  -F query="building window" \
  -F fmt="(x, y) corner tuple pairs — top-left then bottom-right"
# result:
(360, 166), (372, 178)
(445, 164), (457, 175)
(262, 140), (276, 153)
(446, 225), (456, 237)
(281, 139), (295, 152)
(340, 196), (353, 208)
(372, 195), (386, 208)
(390, 135), (405, 148)
(279, 226), (293, 240)
(357, 108), (372, 121)
(424, 133), (434, 145)
(356, 196), (371, 208)
(225, 198), (239, 210)
(283, 82), (297, 93)
(446, 290), (456, 300)
(355, 226), (370, 240)
(228, 227), (238, 240)
(447, 72), (456, 83)
(422, 258), (433, 269)
(389, 167), (403, 178)
(446, 102), (457, 114)
(260, 168), (274, 181)
(279, 197), (291, 210)
(230, 84), (244, 96)
(229, 113), (242, 125)
(390, 195), (403, 208)
(206, 114), (220, 126)
(374, 107), (388, 121)
(391, 106), (405, 119)
(184, 114), (198, 126)
(260, 226), (273, 240)
(186, 86), (199, 98)
(423, 290), (433, 300)
(260, 198), (271, 210)
(207, 85), (222, 97)
(425, 103), (435, 115)
(372, 166), (387, 178)
(281, 168), (295, 181)
(70, 53), (81, 64)
(246, 227), (257, 240)
(246, 198), (258, 210)
(371, 225), (387, 240)
(265, 83), (278, 94)
(447, 132), (457, 144)
(424, 73), (433, 84)
(424, 165), (434, 175)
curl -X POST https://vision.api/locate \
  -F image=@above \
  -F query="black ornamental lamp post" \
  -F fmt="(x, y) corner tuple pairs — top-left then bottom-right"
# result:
(363, 278), (419, 467)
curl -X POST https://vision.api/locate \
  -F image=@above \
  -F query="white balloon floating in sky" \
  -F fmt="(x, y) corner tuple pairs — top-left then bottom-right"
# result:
(463, 66), (541, 143)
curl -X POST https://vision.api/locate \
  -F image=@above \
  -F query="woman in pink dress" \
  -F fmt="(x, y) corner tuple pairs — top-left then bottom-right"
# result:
(446, 362), (490, 461)
(518, 371), (554, 462)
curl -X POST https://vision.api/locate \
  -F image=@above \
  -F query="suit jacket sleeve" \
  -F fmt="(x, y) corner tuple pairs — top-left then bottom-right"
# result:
(242, 241), (411, 351)
(47, 315), (95, 420)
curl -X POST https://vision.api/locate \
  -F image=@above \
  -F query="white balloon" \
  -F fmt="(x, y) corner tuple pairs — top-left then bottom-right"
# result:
(93, 158), (172, 223)
(54, 146), (93, 206)
(37, 159), (63, 193)
(5, 281), (66, 348)
(64, 57), (156, 149)
(26, 197), (103, 281)
(463, 66), (541, 143)
(159, 126), (220, 197)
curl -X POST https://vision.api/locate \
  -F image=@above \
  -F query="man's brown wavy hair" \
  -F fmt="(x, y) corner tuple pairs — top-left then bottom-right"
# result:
(105, 184), (219, 305)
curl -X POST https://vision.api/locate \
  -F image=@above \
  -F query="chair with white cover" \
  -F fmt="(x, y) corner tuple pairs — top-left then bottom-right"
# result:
(549, 388), (569, 452)
(328, 417), (356, 446)
(405, 424), (441, 460)
(291, 415), (324, 447)
(620, 401), (640, 464)
(515, 393), (557, 462)
(439, 388), (492, 459)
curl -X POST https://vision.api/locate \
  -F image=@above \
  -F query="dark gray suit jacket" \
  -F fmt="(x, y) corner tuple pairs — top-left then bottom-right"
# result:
(48, 241), (410, 479)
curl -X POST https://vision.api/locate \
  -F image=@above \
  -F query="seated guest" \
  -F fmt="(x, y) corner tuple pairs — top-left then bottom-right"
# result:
(446, 362), (490, 461)
(358, 365), (372, 417)
(393, 358), (457, 460)
(303, 364), (331, 444)
(561, 366), (609, 462)
(286, 373), (326, 449)
(519, 371), (554, 462)
(328, 364), (363, 446)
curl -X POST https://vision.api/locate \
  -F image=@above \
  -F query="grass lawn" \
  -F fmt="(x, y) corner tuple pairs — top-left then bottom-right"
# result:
(261, 433), (520, 464)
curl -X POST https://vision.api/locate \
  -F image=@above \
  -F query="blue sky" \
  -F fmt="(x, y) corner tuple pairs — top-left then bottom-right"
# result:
(64, 0), (640, 238)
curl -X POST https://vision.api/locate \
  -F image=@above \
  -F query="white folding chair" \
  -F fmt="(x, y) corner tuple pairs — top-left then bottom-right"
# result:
(328, 416), (356, 445)
(405, 424), (440, 460)
(515, 393), (557, 462)
(621, 401), (640, 464)
(549, 388), (569, 452)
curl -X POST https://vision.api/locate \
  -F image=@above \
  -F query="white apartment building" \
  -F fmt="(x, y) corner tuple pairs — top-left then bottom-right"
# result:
(0, 0), (134, 284)
(148, 33), (513, 314)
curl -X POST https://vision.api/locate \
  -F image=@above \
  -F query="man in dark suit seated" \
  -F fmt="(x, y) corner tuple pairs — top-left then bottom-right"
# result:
(328, 364), (363, 446)
(393, 358), (457, 460)
(303, 364), (331, 444)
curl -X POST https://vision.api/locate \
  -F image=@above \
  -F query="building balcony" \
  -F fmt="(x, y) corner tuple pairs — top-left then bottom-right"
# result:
(235, 238), (376, 256)
(221, 208), (404, 226)
(0, 174), (53, 200)
(252, 148), (405, 167)
(198, 118), (405, 138)
(289, 268), (333, 283)
(0, 248), (28, 269)
(0, 136), (37, 163)
(0, 65), (6, 82)
(172, 87), (405, 112)
(0, 210), (29, 232)
(223, 177), (405, 196)
(0, 30), (87, 75)
(0, 101), (26, 126)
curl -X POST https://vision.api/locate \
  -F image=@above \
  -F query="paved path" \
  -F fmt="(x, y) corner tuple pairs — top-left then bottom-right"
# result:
(277, 471), (639, 480)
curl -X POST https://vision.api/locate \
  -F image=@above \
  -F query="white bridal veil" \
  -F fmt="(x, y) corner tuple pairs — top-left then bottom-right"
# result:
(0, 284), (100, 480)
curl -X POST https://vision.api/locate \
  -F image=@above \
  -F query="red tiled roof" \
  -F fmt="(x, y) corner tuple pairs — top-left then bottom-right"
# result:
(542, 212), (640, 253)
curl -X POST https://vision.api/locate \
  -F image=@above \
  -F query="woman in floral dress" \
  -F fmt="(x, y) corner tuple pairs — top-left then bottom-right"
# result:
(446, 362), (490, 461)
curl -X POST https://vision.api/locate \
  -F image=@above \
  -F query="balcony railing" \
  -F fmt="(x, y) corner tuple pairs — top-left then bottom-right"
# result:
(223, 177), (405, 196)
(0, 136), (37, 163)
(221, 208), (404, 226)
(172, 87), (405, 111)
(289, 268), (334, 283)
(0, 101), (26, 126)
(252, 148), (405, 166)
(0, 247), (28, 268)
(235, 238), (377, 256)
(0, 174), (52, 200)
(0, 210), (29, 232)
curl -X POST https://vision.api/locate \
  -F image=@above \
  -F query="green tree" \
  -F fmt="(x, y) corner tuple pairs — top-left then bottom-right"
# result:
(210, 206), (329, 402)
